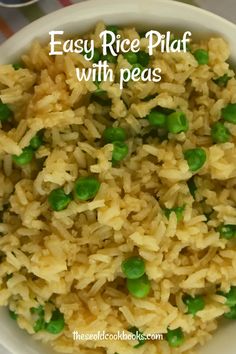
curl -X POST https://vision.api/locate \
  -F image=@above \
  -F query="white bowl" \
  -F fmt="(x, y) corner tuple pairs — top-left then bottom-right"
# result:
(0, 0), (236, 353)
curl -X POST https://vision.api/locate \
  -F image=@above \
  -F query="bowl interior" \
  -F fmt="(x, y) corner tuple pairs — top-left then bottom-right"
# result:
(0, 1), (236, 353)
(0, 0), (236, 63)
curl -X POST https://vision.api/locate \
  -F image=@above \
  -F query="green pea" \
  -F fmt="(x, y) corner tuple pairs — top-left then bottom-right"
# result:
(9, 309), (18, 320)
(128, 326), (146, 348)
(30, 133), (43, 150)
(92, 48), (101, 63)
(222, 287), (236, 307)
(102, 52), (117, 64)
(187, 177), (197, 198)
(164, 206), (185, 222)
(12, 63), (22, 70)
(127, 274), (151, 298)
(74, 176), (101, 201)
(103, 127), (126, 143)
(166, 327), (184, 348)
(225, 305), (236, 319)
(183, 295), (205, 315)
(31, 305), (46, 333)
(0, 101), (12, 122)
(45, 309), (65, 334)
(217, 224), (236, 240)
(166, 111), (189, 134)
(193, 49), (209, 65)
(30, 305), (44, 316)
(184, 148), (206, 172)
(137, 51), (150, 67)
(48, 188), (72, 211)
(211, 122), (230, 143)
(132, 63), (145, 73)
(213, 74), (231, 87)
(146, 110), (166, 127)
(12, 146), (34, 166)
(112, 141), (129, 162)
(121, 256), (145, 279)
(106, 25), (118, 35)
(34, 317), (45, 333)
(124, 51), (138, 65)
(222, 103), (236, 124)
(106, 25), (119, 44)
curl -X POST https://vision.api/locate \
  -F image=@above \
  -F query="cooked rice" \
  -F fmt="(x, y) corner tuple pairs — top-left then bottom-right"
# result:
(0, 22), (236, 354)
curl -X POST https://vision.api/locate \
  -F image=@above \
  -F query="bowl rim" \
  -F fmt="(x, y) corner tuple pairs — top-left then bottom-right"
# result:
(0, 0), (236, 63)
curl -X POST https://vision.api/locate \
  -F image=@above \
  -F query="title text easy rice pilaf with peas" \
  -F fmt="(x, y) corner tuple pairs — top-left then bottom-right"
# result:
(1, 22), (236, 354)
